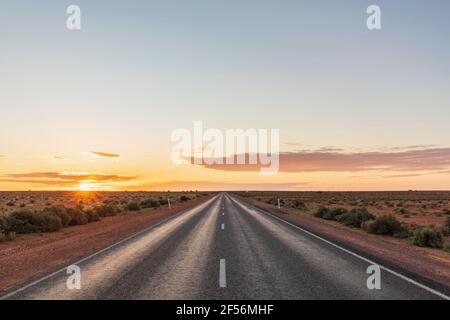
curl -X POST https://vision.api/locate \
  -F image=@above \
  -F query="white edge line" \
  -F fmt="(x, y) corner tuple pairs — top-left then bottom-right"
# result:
(0, 195), (220, 300)
(227, 194), (450, 300)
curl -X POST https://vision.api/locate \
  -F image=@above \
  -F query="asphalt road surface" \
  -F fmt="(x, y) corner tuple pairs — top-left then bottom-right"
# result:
(2, 193), (448, 300)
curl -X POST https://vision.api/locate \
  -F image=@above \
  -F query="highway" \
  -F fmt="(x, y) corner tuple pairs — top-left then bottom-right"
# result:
(2, 193), (448, 300)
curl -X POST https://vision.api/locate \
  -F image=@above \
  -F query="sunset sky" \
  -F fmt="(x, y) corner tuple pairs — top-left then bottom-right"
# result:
(1, 0), (450, 191)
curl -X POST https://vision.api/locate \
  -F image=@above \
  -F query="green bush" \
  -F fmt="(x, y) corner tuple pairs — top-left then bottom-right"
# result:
(34, 213), (63, 232)
(140, 198), (160, 208)
(6, 210), (42, 233)
(84, 210), (101, 222)
(179, 195), (189, 202)
(442, 217), (450, 236)
(0, 216), (9, 233)
(292, 200), (306, 209)
(125, 202), (140, 211)
(362, 215), (404, 236)
(325, 207), (348, 221)
(413, 228), (444, 248)
(43, 206), (71, 227)
(336, 208), (374, 228)
(444, 241), (450, 253)
(158, 198), (169, 206)
(94, 204), (117, 217)
(5, 210), (63, 233)
(315, 207), (348, 221)
(314, 207), (330, 219)
(66, 207), (88, 226)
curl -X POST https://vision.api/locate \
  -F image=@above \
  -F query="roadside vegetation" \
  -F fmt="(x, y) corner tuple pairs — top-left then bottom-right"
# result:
(0, 191), (209, 242)
(234, 191), (450, 254)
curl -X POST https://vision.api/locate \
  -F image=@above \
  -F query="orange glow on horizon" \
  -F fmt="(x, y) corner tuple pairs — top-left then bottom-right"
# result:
(78, 183), (94, 191)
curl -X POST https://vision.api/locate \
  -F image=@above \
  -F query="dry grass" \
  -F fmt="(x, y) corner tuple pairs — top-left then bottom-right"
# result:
(0, 191), (208, 217)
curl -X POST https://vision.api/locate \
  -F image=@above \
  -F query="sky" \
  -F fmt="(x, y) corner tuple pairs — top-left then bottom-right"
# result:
(1, 0), (450, 191)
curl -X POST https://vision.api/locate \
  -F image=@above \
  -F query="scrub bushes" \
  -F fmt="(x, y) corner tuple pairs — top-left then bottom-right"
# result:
(413, 228), (444, 248)
(125, 201), (140, 211)
(140, 198), (160, 208)
(362, 215), (404, 236)
(336, 208), (375, 228)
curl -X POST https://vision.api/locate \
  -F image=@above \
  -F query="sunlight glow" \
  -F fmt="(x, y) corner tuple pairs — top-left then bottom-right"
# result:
(78, 183), (94, 191)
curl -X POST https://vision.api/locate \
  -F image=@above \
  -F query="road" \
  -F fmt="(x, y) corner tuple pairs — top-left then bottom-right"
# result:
(2, 193), (448, 300)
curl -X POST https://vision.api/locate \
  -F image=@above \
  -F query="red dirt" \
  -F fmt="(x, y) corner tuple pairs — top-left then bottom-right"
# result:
(0, 195), (212, 293)
(241, 197), (450, 288)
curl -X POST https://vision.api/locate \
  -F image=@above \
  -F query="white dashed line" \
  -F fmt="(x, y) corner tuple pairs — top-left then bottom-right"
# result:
(219, 259), (227, 288)
(221, 223), (225, 230)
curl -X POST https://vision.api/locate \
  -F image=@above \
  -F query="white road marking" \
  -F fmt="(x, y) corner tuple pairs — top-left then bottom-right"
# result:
(227, 194), (450, 301)
(219, 259), (227, 288)
(221, 223), (225, 230)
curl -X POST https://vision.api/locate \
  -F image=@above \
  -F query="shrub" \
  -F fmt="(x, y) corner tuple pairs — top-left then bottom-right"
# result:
(6, 210), (41, 233)
(442, 217), (450, 236)
(0, 216), (8, 233)
(5, 210), (62, 233)
(84, 209), (100, 222)
(314, 207), (330, 219)
(315, 207), (348, 221)
(140, 198), (160, 208)
(158, 198), (169, 206)
(125, 202), (140, 211)
(43, 206), (71, 227)
(326, 207), (348, 221)
(362, 215), (403, 236)
(66, 207), (88, 226)
(180, 195), (189, 202)
(393, 227), (412, 239)
(34, 213), (63, 232)
(94, 204), (117, 217)
(336, 208), (374, 228)
(413, 228), (444, 249)
(444, 241), (450, 253)
(292, 200), (306, 210)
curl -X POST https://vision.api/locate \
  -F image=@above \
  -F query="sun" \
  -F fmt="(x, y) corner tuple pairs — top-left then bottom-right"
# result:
(78, 183), (93, 191)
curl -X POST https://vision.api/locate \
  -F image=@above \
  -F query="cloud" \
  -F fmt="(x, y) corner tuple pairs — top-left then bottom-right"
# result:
(1, 172), (138, 187)
(285, 142), (308, 147)
(88, 151), (121, 158)
(142, 181), (310, 191)
(194, 147), (450, 173)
